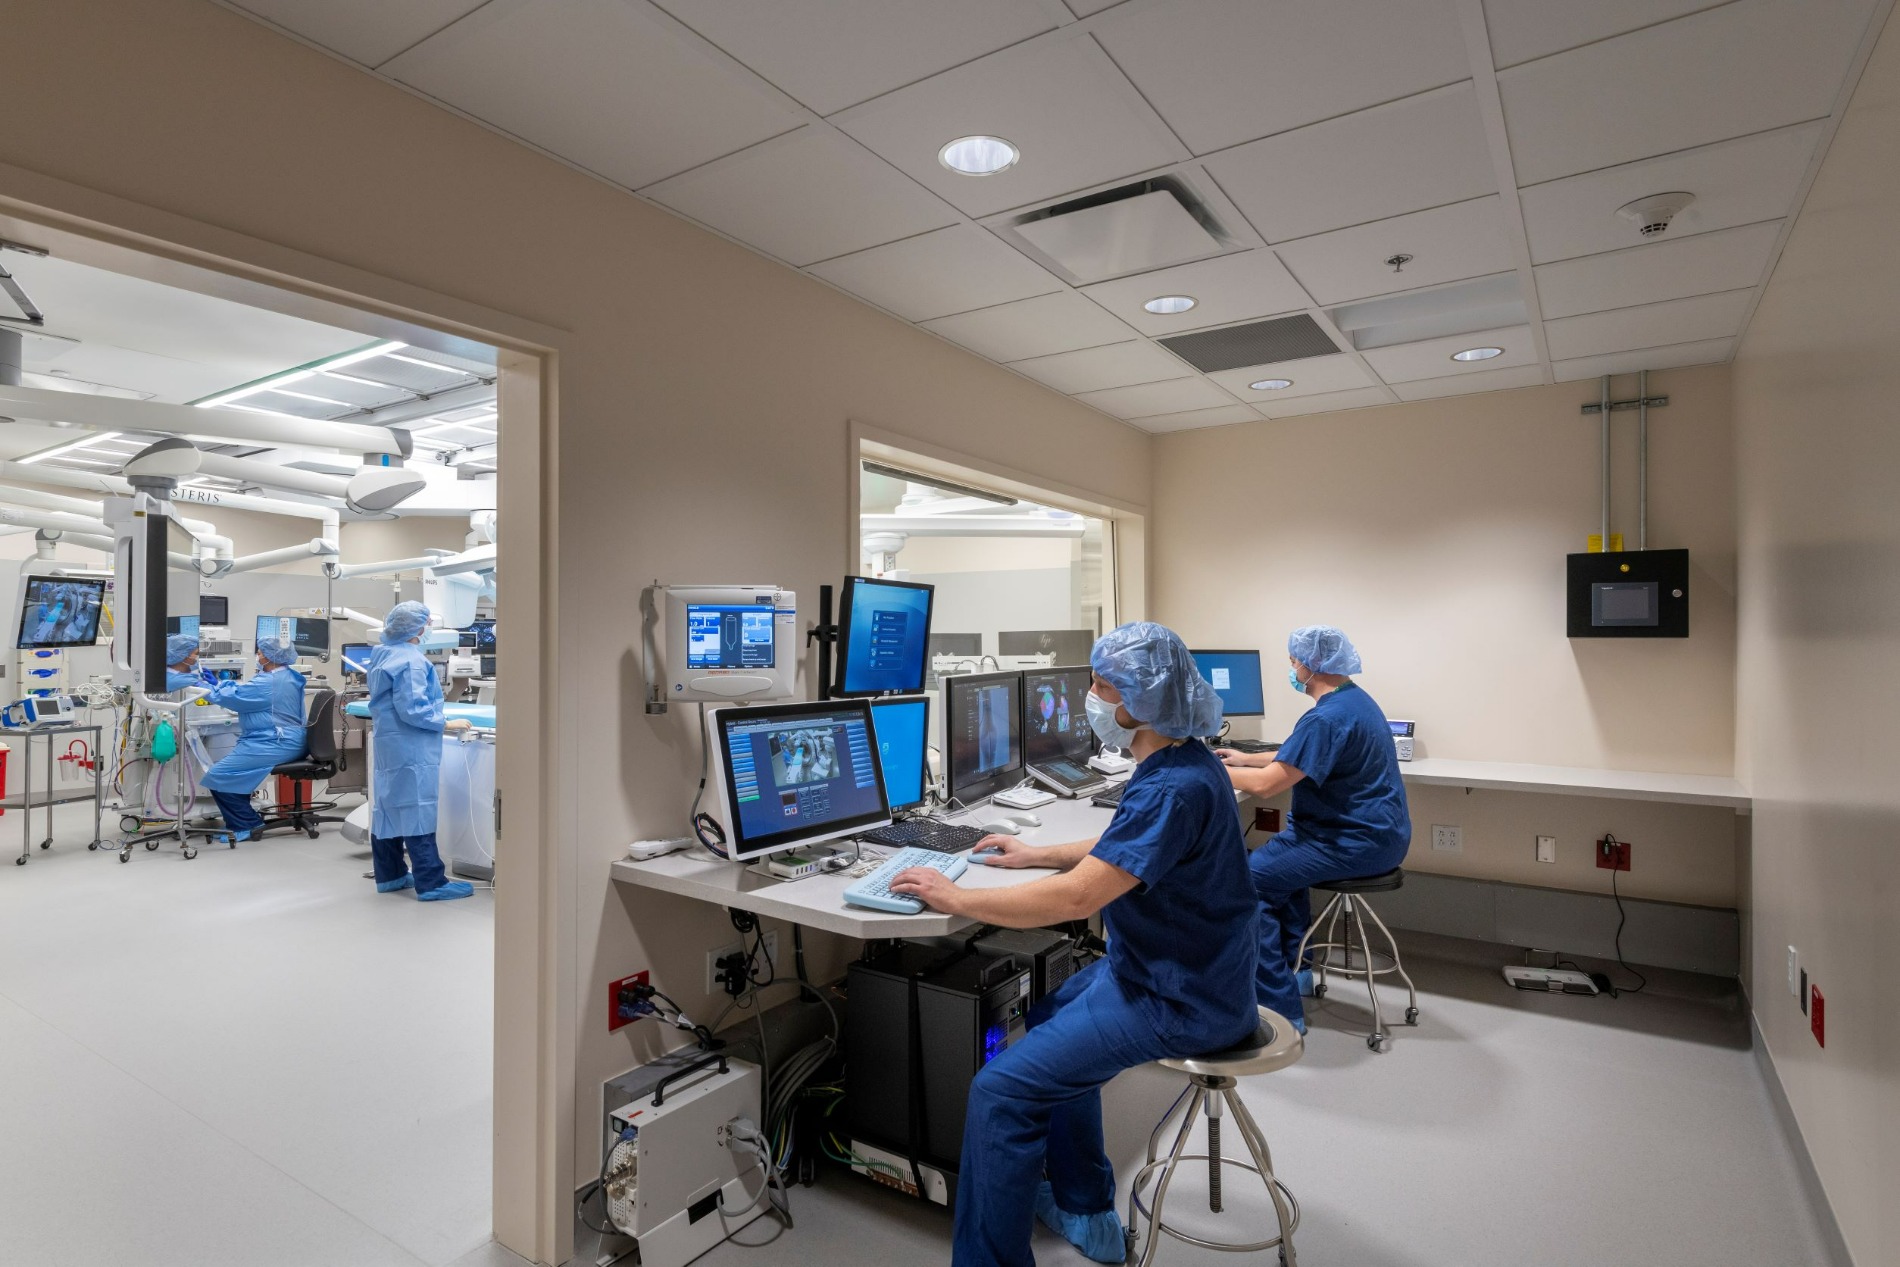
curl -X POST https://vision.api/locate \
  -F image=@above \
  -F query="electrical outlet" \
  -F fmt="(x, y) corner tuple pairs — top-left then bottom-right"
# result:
(1535, 836), (1556, 864)
(607, 970), (648, 1032)
(708, 930), (780, 995)
(1787, 946), (1800, 998)
(1430, 824), (1462, 853)
(1810, 986), (1825, 1047)
(1596, 837), (1631, 871)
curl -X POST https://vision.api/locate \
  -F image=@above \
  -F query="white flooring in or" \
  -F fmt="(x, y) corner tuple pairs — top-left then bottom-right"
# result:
(0, 802), (496, 1267)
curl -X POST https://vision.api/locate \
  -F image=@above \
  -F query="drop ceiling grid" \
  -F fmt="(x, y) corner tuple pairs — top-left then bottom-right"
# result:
(214, 0), (1891, 432)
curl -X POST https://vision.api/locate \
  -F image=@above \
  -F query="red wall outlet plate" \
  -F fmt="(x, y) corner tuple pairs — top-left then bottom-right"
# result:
(608, 970), (649, 1032)
(1811, 986), (1825, 1047)
(1252, 807), (1282, 834)
(1596, 838), (1631, 871)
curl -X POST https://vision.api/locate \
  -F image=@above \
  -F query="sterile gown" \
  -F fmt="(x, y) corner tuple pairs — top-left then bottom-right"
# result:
(202, 666), (308, 793)
(366, 641), (446, 839)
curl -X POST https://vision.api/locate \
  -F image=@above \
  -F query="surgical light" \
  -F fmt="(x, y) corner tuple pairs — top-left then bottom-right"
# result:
(1451, 346), (1504, 362)
(1144, 295), (1196, 315)
(938, 135), (1018, 176)
(1249, 378), (1293, 391)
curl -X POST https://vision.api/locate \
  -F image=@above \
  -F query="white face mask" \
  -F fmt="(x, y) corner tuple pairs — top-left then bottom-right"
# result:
(1085, 691), (1142, 749)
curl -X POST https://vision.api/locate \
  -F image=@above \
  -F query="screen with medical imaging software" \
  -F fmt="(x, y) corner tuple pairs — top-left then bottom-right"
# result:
(17, 577), (107, 649)
(341, 643), (374, 677)
(870, 696), (930, 812)
(1191, 649), (1264, 720)
(686, 603), (776, 670)
(946, 671), (1023, 804)
(166, 615), (200, 638)
(837, 576), (934, 696)
(718, 701), (888, 858)
(1023, 667), (1093, 766)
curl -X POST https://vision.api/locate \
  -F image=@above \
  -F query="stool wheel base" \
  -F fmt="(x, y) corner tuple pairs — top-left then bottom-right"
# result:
(1405, 1007), (1419, 1026)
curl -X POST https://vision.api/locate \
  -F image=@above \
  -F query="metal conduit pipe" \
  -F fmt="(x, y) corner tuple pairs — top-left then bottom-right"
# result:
(1599, 375), (1611, 551)
(1638, 369), (1649, 552)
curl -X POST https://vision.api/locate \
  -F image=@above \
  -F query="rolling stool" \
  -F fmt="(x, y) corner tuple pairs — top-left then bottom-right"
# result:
(1296, 868), (1419, 1051)
(1125, 1006), (1304, 1266)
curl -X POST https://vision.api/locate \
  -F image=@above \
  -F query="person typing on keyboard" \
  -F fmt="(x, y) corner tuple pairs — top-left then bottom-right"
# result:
(889, 622), (1259, 1267)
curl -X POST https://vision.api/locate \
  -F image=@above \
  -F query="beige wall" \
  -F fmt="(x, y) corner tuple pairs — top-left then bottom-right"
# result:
(0, 3), (1152, 1261)
(1732, 10), (1900, 1262)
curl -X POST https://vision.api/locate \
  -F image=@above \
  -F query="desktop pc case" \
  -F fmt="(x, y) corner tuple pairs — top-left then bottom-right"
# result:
(844, 943), (1032, 1202)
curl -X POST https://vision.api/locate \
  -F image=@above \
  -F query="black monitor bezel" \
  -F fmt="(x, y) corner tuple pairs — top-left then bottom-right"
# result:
(1021, 664), (1096, 767)
(16, 575), (109, 650)
(199, 594), (230, 626)
(340, 643), (374, 677)
(714, 697), (890, 860)
(943, 669), (1026, 806)
(834, 575), (936, 698)
(869, 694), (931, 813)
(1189, 648), (1266, 719)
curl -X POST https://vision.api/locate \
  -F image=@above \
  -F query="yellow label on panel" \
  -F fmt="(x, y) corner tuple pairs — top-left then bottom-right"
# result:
(1586, 534), (1625, 553)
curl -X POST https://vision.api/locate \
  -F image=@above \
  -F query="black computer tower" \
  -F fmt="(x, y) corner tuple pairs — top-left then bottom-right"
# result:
(845, 943), (1032, 1179)
(970, 928), (1077, 1003)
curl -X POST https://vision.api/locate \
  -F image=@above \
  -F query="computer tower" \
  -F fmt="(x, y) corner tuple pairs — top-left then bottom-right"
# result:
(845, 943), (1032, 1186)
(970, 928), (1077, 1003)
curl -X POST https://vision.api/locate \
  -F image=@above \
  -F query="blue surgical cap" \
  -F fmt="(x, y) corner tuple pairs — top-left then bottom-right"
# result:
(256, 637), (297, 667)
(380, 601), (431, 645)
(1287, 625), (1362, 675)
(165, 633), (200, 666)
(1090, 621), (1223, 740)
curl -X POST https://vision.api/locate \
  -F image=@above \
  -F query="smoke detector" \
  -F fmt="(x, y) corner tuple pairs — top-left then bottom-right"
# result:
(1616, 192), (1695, 238)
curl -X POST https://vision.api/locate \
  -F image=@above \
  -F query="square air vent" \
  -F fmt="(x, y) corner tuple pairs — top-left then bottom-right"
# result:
(1158, 314), (1339, 373)
(1015, 189), (1222, 283)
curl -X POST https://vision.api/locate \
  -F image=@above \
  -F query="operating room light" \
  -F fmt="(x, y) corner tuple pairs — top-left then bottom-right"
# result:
(17, 431), (120, 465)
(1452, 346), (1504, 362)
(1250, 378), (1293, 391)
(938, 135), (1018, 176)
(195, 340), (407, 408)
(1144, 295), (1196, 315)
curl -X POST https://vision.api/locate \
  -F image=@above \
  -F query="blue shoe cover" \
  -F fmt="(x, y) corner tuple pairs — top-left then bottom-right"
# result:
(1035, 1181), (1127, 1264)
(418, 880), (475, 901)
(376, 875), (415, 893)
(1297, 969), (1315, 997)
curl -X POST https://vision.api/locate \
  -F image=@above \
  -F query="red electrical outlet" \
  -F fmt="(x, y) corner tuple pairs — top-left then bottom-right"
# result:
(1252, 806), (1282, 834)
(1811, 986), (1825, 1047)
(608, 970), (649, 1032)
(1596, 837), (1631, 871)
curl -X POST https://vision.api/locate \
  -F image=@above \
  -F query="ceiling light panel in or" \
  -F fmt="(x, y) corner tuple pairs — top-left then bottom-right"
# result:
(1158, 314), (1339, 374)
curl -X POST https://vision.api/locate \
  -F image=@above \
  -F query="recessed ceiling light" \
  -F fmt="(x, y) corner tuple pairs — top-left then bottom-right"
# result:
(1249, 378), (1294, 391)
(1144, 295), (1197, 315)
(1451, 346), (1504, 362)
(938, 135), (1018, 176)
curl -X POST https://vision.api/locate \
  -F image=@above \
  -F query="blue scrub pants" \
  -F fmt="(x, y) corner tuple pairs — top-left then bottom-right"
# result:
(209, 789), (264, 840)
(953, 960), (1251, 1267)
(1248, 830), (1409, 1026)
(371, 833), (449, 894)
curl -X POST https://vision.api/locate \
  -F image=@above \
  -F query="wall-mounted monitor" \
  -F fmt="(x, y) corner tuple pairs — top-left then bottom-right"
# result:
(17, 576), (108, 649)
(836, 575), (934, 697)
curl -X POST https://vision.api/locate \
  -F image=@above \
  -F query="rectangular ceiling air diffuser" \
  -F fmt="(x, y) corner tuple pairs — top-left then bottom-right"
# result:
(1158, 314), (1339, 373)
(1012, 181), (1227, 283)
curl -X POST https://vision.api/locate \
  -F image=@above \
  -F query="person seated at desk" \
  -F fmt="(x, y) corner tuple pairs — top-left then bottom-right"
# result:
(892, 621), (1258, 1267)
(164, 633), (207, 694)
(1218, 624), (1410, 1033)
(201, 637), (308, 842)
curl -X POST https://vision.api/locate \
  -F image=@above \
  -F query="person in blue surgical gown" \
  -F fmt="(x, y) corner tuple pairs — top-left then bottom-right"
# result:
(201, 637), (308, 841)
(164, 633), (205, 693)
(891, 621), (1259, 1267)
(366, 601), (473, 901)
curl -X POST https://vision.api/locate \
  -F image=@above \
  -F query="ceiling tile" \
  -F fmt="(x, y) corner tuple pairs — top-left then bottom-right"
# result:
(1275, 198), (1513, 305)
(1361, 324), (1536, 382)
(834, 36), (1184, 218)
(1206, 84), (1496, 243)
(1073, 377), (1237, 419)
(642, 127), (957, 265)
(1392, 363), (1545, 399)
(1076, 250), (1312, 336)
(649, 0), (1059, 114)
(805, 224), (1061, 321)
(1535, 220), (1782, 320)
(1543, 290), (1752, 359)
(1125, 404), (1263, 433)
(384, 0), (803, 189)
(228, 0), (489, 67)
(1256, 386), (1396, 418)
(1518, 123), (1823, 264)
(1009, 341), (1191, 394)
(1206, 354), (1379, 402)
(1498, 0), (1875, 185)
(1065, 0), (1127, 16)
(920, 292), (1139, 361)
(1092, 0), (1470, 155)
(1480, 0), (1724, 69)
(1553, 337), (1734, 381)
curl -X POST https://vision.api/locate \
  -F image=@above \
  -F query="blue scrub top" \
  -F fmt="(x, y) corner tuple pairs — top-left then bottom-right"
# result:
(1275, 681), (1410, 855)
(1090, 742), (1259, 1043)
(201, 665), (308, 793)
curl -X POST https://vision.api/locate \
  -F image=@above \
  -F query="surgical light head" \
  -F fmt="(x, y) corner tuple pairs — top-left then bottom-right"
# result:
(1089, 621), (1222, 741)
(346, 465), (428, 514)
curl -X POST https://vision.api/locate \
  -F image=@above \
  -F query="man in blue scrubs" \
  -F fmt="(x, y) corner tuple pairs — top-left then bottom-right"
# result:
(1219, 625), (1410, 1031)
(893, 622), (1259, 1267)
(202, 637), (309, 841)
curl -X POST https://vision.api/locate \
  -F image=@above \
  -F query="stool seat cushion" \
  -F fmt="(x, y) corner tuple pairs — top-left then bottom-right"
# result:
(1160, 1006), (1304, 1077)
(270, 758), (335, 780)
(1314, 867), (1404, 894)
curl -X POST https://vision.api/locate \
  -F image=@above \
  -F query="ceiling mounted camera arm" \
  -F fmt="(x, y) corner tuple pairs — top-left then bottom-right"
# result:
(0, 239), (48, 327)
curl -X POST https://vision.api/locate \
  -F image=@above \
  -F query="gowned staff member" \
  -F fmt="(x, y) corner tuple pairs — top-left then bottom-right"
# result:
(201, 636), (308, 842)
(366, 601), (474, 901)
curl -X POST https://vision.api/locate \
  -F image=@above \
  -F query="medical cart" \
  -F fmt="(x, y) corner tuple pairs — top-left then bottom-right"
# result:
(7, 722), (105, 865)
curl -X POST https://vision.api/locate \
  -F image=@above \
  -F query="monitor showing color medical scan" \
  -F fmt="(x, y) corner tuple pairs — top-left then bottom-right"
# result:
(869, 695), (930, 812)
(945, 670), (1023, 806)
(1190, 649), (1265, 719)
(17, 576), (107, 649)
(686, 602), (776, 670)
(836, 575), (934, 696)
(1023, 666), (1093, 766)
(715, 700), (889, 860)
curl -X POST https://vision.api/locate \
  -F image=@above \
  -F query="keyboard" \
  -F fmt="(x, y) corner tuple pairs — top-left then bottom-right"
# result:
(843, 847), (969, 915)
(858, 818), (987, 853)
(1217, 739), (1280, 754)
(1090, 782), (1127, 809)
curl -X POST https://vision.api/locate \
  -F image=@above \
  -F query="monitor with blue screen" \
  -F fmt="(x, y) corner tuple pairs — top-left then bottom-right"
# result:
(836, 575), (934, 696)
(1190, 649), (1264, 720)
(869, 695), (930, 812)
(166, 615), (200, 638)
(714, 699), (890, 860)
(256, 615), (284, 647)
(686, 603), (776, 670)
(466, 618), (496, 652)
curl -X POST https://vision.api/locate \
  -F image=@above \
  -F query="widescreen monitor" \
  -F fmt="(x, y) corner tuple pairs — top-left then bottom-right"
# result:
(998, 628), (1095, 665)
(1022, 666), (1094, 767)
(944, 671), (1023, 807)
(869, 695), (930, 813)
(166, 615), (201, 638)
(340, 643), (374, 677)
(713, 699), (890, 861)
(17, 576), (107, 649)
(1190, 649), (1264, 720)
(836, 575), (934, 696)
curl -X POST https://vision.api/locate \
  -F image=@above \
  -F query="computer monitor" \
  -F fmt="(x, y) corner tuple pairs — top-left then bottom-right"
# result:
(255, 615), (284, 647)
(869, 695), (930, 813)
(998, 629), (1095, 665)
(1190, 649), (1264, 720)
(1022, 666), (1094, 767)
(480, 654), (497, 678)
(199, 595), (229, 627)
(467, 618), (496, 652)
(290, 618), (330, 656)
(165, 614), (200, 638)
(16, 576), (107, 649)
(836, 575), (934, 696)
(340, 643), (374, 678)
(712, 699), (890, 861)
(944, 671), (1024, 807)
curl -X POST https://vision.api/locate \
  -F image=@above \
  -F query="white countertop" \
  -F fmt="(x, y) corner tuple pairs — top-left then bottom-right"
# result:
(1398, 757), (1750, 809)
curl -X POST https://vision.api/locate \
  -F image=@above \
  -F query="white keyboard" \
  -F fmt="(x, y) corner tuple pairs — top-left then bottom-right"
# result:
(842, 847), (968, 914)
